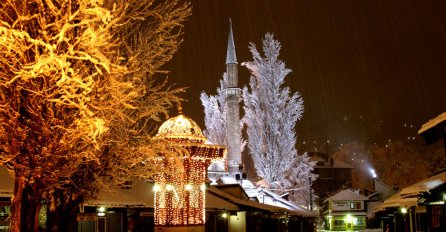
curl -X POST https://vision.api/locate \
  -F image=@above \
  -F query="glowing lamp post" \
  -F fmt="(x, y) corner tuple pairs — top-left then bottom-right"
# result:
(153, 108), (225, 232)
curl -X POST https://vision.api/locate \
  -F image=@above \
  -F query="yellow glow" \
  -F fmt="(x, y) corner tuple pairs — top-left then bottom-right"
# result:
(153, 112), (225, 226)
(98, 206), (106, 213)
(156, 114), (207, 142)
(345, 214), (353, 223)
(153, 185), (161, 192)
(401, 207), (407, 214)
(222, 213), (228, 218)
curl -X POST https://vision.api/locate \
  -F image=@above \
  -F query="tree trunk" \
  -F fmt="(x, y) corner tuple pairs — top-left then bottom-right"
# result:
(10, 176), (41, 232)
(22, 186), (41, 232)
(48, 206), (79, 232)
(9, 177), (24, 232)
(47, 194), (81, 232)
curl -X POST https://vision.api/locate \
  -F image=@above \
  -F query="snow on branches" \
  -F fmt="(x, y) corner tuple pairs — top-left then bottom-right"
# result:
(200, 73), (228, 145)
(242, 33), (315, 206)
(0, 0), (190, 230)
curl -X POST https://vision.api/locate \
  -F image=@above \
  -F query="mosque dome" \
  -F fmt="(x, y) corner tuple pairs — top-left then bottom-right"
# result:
(156, 110), (207, 143)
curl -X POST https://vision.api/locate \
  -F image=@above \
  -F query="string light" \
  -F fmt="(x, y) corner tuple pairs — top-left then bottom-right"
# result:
(153, 113), (225, 227)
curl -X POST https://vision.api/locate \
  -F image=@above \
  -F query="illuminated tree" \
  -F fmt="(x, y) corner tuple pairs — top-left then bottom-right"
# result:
(242, 33), (314, 201)
(0, 0), (190, 231)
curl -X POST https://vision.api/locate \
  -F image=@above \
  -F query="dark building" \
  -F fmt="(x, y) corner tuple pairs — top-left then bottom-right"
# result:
(374, 170), (446, 232)
(308, 152), (353, 205)
(418, 112), (446, 156)
(372, 113), (446, 232)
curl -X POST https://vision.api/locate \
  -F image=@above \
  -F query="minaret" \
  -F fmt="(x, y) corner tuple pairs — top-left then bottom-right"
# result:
(225, 19), (242, 174)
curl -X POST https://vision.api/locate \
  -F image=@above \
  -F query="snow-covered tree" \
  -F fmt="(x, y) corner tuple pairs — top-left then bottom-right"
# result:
(0, 1), (190, 230)
(282, 152), (318, 208)
(242, 33), (313, 202)
(200, 73), (228, 145)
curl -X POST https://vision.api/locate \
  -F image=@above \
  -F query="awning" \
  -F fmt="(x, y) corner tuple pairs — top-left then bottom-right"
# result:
(373, 192), (418, 213)
(85, 187), (149, 208)
(400, 171), (446, 197)
(418, 112), (446, 134)
(326, 211), (367, 216)
(0, 190), (12, 198)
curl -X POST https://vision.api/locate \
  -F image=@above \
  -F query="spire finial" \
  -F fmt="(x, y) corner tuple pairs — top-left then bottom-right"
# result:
(177, 102), (183, 115)
(226, 18), (237, 64)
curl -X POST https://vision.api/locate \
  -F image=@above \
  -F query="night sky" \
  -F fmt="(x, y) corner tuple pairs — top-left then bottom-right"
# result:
(164, 0), (446, 151)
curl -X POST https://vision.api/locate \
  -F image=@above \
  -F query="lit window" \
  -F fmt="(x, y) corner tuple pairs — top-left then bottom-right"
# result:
(350, 202), (361, 209)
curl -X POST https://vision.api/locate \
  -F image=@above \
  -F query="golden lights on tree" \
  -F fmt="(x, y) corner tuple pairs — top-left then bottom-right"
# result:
(0, 0), (191, 231)
(153, 112), (225, 226)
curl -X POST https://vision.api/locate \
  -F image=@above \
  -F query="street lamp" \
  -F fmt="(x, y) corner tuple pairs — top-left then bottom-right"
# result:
(400, 207), (407, 214)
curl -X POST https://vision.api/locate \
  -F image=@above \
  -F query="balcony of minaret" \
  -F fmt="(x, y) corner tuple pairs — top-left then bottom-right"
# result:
(224, 87), (241, 99)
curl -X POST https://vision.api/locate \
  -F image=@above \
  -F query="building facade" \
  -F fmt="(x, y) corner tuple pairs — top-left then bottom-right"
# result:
(323, 190), (368, 231)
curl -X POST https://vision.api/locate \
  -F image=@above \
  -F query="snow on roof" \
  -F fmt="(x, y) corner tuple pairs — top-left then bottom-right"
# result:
(324, 189), (368, 202)
(373, 192), (418, 213)
(207, 186), (314, 216)
(85, 180), (153, 208)
(0, 164), (313, 218)
(260, 192), (315, 217)
(310, 156), (353, 169)
(400, 171), (446, 197)
(418, 112), (446, 134)
(217, 177), (261, 198)
(241, 179), (261, 198)
(219, 175), (240, 184)
(206, 188), (239, 211)
(86, 189), (148, 208)
(260, 188), (299, 210)
(331, 159), (353, 169)
(218, 176), (315, 217)
(309, 156), (324, 162)
(208, 187), (283, 212)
